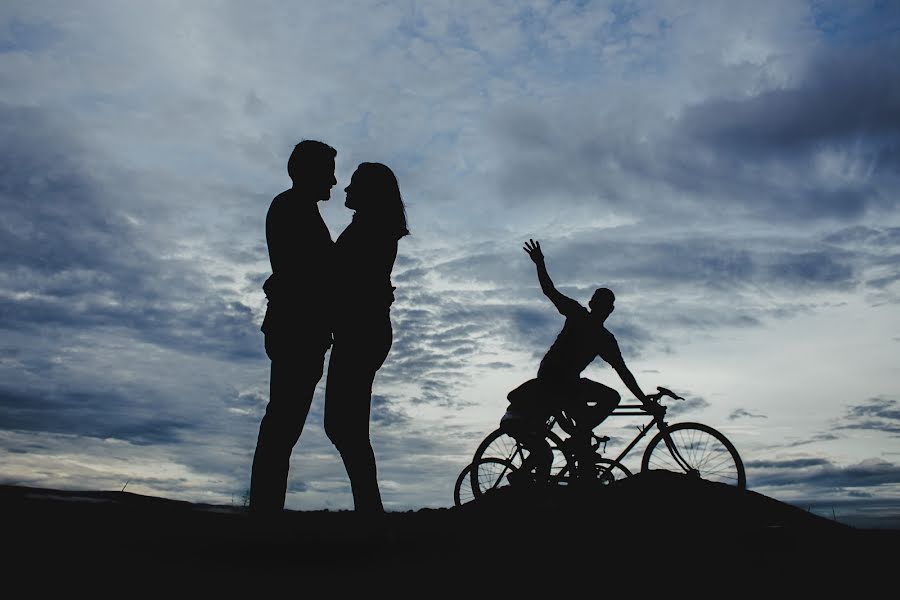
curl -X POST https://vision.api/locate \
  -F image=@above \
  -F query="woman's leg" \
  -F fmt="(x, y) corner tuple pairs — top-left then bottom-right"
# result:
(324, 319), (392, 512)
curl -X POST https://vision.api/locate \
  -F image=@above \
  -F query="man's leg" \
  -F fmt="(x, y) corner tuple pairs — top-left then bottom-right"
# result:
(561, 380), (620, 478)
(519, 430), (552, 485)
(578, 380), (620, 432)
(250, 347), (325, 513)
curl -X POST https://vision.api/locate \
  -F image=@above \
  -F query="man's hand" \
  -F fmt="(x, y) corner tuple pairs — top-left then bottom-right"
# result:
(643, 399), (665, 417)
(523, 239), (545, 265)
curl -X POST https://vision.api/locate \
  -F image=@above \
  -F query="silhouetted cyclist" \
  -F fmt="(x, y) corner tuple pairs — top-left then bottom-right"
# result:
(501, 239), (661, 485)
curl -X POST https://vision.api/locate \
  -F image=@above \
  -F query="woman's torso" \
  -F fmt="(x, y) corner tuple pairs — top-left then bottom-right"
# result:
(332, 216), (398, 333)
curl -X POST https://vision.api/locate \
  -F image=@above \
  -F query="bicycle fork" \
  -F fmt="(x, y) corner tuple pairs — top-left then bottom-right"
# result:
(661, 428), (699, 477)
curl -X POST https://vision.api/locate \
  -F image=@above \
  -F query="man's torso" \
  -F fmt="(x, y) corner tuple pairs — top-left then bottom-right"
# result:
(261, 190), (334, 339)
(538, 305), (621, 381)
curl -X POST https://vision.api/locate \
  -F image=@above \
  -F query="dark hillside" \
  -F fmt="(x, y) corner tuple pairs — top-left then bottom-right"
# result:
(2, 471), (895, 591)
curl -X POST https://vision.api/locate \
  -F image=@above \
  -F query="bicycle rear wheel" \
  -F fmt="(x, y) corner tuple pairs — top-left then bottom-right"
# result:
(468, 427), (572, 499)
(641, 422), (745, 488)
(453, 458), (513, 506)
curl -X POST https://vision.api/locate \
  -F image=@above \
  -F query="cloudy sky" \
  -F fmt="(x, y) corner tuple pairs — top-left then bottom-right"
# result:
(2, 1), (899, 527)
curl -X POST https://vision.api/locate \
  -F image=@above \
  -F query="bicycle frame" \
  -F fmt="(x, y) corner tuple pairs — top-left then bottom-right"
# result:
(556, 403), (696, 475)
(465, 386), (746, 503)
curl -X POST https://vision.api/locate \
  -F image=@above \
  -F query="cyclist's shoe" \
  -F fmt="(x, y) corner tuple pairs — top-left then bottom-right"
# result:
(506, 469), (532, 487)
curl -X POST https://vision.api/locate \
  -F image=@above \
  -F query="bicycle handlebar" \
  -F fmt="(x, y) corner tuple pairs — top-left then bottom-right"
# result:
(649, 386), (684, 403)
(550, 386), (684, 430)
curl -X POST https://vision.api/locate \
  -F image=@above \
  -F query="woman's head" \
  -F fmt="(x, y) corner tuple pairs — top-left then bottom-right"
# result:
(344, 162), (409, 238)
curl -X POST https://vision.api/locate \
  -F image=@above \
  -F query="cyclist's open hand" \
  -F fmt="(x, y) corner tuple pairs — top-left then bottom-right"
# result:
(523, 239), (545, 265)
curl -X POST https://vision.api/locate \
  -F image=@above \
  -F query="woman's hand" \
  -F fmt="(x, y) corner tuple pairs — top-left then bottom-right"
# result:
(523, 239), (545, 265)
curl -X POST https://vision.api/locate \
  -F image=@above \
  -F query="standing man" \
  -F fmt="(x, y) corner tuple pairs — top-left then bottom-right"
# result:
(250, 140), (337, 514)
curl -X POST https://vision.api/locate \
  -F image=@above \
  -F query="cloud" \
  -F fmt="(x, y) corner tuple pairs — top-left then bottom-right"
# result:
(484, 35), (900, 228)
(837, 397), (900, 436)
(784, 433), (841, 447)
(679, 47), (900, 155)
(1, 1), (899, 518)
(0, 103), (266, 363)
(0, 385), (186, 445)
(728, 408), (768, 421)
(749, 457), (900, 488)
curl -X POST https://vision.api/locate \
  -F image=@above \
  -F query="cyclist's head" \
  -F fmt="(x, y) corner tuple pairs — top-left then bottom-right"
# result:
(589, 287), (615, 319)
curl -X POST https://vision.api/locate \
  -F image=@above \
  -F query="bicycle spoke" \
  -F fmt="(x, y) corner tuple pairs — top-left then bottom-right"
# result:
(469, 427), (577, 497)
(700, 450), (737, 474)
(641, 423), (745, 488)
(647, 447), (681, 471)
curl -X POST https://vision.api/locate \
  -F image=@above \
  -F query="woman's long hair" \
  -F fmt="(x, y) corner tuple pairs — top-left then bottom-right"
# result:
(353, 162), (409, 239)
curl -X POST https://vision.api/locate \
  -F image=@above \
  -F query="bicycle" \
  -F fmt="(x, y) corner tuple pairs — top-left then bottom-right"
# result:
(461, 385), (745, 503)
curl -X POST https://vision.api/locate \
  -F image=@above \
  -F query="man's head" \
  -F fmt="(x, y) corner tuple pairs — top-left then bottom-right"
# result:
(287, 140), (337, 201)
(588, 287), (615, 321)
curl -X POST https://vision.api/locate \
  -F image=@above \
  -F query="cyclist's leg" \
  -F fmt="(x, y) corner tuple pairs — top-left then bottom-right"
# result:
(576, 378), (620, 431)
(552, 379), (618, 478)
(520, 429), (552, 483)
(499, 417), (552, 486)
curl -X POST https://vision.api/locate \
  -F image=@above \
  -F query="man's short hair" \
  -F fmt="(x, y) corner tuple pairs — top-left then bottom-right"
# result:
(287, 140), (336, 182)
(592, 287), (615, 308)
(594, 287), (614, 302)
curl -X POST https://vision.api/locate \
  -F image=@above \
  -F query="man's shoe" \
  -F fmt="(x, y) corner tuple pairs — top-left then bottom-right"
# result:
(506, 469), (532, 487)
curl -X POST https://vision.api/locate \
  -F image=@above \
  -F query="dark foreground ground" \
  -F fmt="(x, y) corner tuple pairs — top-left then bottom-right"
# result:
(3, 471), (897, 593)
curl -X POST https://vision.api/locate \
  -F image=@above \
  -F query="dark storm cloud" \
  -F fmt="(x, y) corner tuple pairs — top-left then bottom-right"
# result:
(669, 43), (900, 221)
(0, 385), (187, 445)
(836, 397), (900, 436)
(679, 47), (900, 156)
(750, 457), (900, 489)
(784, 432), (841, 447)
(434, 233), (859, 296)
(749, 458), (832, 470)
(0, 104), (143, 276)
(823, 225), (900, 246)
(562, 232), (861, 293)
(488, 39), (900, 224)
(728, 408), (767, 421)
(0, 103), (263, 362)
(371, 394), (410, 427)
(846, 397), (900, 421)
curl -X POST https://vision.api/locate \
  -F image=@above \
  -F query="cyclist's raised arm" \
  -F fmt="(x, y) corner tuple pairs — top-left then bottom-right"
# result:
(523, 239), (579, 315)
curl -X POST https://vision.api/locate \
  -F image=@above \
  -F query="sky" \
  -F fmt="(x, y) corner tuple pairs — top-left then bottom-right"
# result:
(1, 0), (899, 528)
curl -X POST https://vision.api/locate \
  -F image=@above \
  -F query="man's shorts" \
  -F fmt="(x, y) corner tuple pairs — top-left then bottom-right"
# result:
(504, 376), (620, 432)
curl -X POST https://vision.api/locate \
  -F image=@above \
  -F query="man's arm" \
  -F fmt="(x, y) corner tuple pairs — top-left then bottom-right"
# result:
(523, 239), (578, 315)
(611, 361), (661, 415)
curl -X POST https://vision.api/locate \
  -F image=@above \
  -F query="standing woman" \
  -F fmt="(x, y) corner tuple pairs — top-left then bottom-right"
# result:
(324, 162), (409, 513)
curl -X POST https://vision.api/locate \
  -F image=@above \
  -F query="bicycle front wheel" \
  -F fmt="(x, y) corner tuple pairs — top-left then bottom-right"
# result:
(641, 422), (746, 489)
(469, 427), (572, 499)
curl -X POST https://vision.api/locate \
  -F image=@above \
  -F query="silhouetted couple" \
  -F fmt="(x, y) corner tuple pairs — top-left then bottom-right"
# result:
(250, 140), (409, 515)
